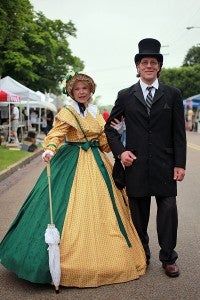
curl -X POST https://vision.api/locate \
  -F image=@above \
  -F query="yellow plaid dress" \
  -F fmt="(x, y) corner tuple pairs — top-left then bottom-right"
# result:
(44, 106), (146, 287)
(0, 104), (146, 287)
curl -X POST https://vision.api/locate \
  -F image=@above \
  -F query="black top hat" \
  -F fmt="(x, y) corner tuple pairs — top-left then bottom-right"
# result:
(134, 38), (163, 64)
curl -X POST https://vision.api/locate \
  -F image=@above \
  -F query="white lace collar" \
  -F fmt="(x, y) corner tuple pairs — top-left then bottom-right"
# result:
(68, 100), (98, 118)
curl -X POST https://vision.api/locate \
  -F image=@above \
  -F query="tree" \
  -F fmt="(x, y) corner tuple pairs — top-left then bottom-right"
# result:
(26, 12), (84, 93)
(0, 0), (36, 78)
(182, 45), (200, 66)
(160, 65), (200, 99)
(0, 0), (84, 94)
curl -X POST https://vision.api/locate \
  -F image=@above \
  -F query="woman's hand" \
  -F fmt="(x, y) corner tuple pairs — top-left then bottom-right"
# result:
(110, 117), (125, 134)
(42, 150), (54, 163)
(111, 118), (122, 128)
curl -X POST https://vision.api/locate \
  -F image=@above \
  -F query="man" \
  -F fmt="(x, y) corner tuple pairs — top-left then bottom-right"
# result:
(10, 104), (19, 144)
(105, 38), (186, 277)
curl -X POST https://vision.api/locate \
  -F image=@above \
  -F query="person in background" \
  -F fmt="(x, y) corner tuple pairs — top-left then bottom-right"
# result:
(0, 72), (146, 290)
(102, 108), (110, 121)
(105, 38), (187, 278)
(41, 111), (47, 133)
(10, 104), (19, 144)
(1, 118), (9, 143)
(0, 105), (9, 124)
(30, 109), (39, 131)
(44, 109), (54, 135)
(20, 131), (38, 152)
(22, 107), (28, 132)
(187, 106), (194, 131)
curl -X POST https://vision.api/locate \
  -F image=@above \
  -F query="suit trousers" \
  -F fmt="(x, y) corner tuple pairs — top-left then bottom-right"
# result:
(129, 196), (178, 264)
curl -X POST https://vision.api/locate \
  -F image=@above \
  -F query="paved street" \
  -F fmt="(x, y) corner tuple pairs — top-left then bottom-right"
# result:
(0, 131), (200, 300)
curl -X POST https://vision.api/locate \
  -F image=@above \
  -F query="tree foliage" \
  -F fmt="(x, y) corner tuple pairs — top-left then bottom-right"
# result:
(160, 65), (200, 99)
(0, 0), (35, 77)
(160, 44), (200, 98)
(0, 0), (84, 94)
(182, 45), (200, 66)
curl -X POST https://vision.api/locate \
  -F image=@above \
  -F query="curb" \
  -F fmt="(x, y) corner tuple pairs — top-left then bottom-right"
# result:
(0, 149), (43, 182)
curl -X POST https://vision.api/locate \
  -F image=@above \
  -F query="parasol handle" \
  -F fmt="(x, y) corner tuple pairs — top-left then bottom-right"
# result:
(47, 163), (54, 225)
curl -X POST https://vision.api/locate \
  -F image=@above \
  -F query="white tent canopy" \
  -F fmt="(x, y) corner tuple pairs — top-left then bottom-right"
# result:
(36, 91), (54, 103)
(0, 76), (57, 135)
(0, 76), (41, 102)
(21, 100), (57, 112)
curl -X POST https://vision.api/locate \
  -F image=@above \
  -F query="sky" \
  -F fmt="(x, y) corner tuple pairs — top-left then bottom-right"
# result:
(30, 0), (200, 106)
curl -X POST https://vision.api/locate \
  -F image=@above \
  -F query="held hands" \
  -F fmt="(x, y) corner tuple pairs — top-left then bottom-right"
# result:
(120, 151), (137, 167)
(42, 150), (54, 163)
(174, 167), (185, 181)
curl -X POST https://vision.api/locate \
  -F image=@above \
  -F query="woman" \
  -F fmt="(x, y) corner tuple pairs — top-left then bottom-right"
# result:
(0, 72), (146, 289)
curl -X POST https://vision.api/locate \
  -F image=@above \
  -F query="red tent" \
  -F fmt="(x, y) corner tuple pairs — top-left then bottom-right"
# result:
(0, 90), (20, 143)
(0, 89), (20, 102)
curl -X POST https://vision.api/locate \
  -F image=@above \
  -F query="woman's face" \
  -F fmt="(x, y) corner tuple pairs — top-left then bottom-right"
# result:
(72, 81), (91, 105)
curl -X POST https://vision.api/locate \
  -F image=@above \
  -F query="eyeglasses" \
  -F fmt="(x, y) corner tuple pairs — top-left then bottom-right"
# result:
(140, 60), (158, 67)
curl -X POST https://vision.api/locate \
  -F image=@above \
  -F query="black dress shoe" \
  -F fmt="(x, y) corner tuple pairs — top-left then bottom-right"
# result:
(162, 263), (180, 277)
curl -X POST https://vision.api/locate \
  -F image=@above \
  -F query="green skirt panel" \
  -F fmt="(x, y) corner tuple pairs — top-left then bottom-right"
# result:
(0, 144), (79, 283)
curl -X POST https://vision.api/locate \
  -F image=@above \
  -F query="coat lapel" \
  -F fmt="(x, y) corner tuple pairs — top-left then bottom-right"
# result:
(132, 82), (146, 107)
(131, 81), (165, 107)
(152, 82), (164, 104)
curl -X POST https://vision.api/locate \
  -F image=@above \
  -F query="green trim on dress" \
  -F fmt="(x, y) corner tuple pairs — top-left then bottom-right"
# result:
(46, 143), (57, 148)
(0, 143), (79, 283)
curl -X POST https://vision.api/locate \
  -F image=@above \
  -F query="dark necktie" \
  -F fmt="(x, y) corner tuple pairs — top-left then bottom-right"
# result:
(146, 86), (154, 115)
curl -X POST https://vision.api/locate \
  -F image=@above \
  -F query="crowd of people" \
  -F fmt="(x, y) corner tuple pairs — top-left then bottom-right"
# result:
(0, 38), (188, 292)
(0, 105), (55, 146)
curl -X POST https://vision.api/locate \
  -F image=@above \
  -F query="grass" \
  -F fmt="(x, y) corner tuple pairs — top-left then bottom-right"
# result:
(0, 146), (31, 172)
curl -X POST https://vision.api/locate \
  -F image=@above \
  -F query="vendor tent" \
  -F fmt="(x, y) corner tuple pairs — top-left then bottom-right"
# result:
(183, 94), (200, 108)
(187, 94), (200, 102)
(0, 89), (21, 142)
(36, 91), (54, 103)
(21, 100), (57, 112)
(0, 76), (57, 134)
(0, 76), (41, 127)
(0, 76), (41, 102)
(20, 100), (57, 134)
(0, 89), (21, 103)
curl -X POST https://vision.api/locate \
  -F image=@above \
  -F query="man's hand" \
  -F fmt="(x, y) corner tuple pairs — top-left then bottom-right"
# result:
(174, 167), (185, 181)
(120, 151), (137, 167)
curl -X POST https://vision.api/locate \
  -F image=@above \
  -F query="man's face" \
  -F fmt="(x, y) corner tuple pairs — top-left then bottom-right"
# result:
(137, 57), (160, 84)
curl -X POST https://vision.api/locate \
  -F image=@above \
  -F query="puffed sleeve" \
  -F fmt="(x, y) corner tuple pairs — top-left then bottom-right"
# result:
(43, 117), (70, 153)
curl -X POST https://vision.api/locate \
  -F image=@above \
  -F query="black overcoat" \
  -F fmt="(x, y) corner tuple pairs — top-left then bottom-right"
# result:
(105, 81), (187, 197)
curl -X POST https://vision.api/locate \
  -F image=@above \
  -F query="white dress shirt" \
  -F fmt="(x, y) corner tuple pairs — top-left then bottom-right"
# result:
(139, 79), (159, 100)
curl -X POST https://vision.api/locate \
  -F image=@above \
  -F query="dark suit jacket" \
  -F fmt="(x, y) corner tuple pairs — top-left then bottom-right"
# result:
(105, 81), (187, 197)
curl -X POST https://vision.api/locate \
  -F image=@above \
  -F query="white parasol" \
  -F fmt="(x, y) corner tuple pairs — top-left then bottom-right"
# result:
(45, 163), (61, 293)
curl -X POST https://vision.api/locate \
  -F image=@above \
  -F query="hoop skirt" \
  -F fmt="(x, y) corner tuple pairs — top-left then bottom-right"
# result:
(0, 106), (146, 287)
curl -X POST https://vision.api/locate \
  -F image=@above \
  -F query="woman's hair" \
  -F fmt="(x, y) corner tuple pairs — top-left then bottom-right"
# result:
(66, 72), (95, 100)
